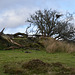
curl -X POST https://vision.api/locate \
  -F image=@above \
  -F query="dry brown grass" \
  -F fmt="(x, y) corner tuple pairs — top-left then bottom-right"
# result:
(40, 37), (75, 53)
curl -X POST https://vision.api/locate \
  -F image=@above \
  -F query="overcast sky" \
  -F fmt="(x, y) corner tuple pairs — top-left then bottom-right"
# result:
(0, 0), (75, 34)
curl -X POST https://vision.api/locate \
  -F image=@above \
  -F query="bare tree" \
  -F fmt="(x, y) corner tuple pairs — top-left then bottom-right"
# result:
(26, 9), (75, 41)
(26, 9), (61, 36)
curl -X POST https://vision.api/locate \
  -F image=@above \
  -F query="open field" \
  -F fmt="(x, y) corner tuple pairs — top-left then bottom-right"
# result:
(0, 49), (75, 75)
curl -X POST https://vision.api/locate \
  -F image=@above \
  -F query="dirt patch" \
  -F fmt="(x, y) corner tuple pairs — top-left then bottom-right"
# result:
(22, 59), (50, 74)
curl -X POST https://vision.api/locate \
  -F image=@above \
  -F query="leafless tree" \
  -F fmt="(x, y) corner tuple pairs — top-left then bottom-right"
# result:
(26, 9), (75, 41)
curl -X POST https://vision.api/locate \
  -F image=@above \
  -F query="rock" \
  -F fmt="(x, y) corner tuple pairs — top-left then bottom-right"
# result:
(25, 51), (31, 53)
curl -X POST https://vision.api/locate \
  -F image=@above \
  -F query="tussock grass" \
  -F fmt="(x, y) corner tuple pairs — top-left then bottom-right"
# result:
(40, 37), (75, 53)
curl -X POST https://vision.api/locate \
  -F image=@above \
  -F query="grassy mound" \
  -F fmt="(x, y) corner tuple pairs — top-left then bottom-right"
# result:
(13, 38), (44, 50)
(1, 36), (75, 53)
(4, 59), (75, 75)
(0, 37), (44, 50)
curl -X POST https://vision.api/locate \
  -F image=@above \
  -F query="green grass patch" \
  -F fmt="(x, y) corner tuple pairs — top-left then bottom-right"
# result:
(0, 49), (75, 75)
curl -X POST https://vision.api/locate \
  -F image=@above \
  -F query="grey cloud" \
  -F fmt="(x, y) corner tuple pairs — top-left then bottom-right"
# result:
(0, 7), (38, 30)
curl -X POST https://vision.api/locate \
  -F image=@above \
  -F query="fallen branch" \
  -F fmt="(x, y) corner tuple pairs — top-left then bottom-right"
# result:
(0, 28), (23, 48)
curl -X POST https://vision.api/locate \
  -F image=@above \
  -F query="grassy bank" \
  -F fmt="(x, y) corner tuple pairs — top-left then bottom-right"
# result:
(0, 49), (75, 75)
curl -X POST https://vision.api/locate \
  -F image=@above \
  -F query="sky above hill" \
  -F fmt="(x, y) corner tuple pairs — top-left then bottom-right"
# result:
(0, 0), (75, 34)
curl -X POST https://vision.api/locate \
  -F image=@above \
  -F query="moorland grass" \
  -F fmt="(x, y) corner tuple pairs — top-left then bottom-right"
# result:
(0, 49), (75, 75)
